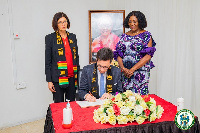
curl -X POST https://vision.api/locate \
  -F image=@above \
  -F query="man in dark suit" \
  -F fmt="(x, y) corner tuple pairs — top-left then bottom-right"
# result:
(79, 48), (123, 102)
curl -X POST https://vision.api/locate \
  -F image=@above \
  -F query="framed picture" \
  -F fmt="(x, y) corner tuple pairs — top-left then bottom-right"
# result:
(89, 10), (125, 64)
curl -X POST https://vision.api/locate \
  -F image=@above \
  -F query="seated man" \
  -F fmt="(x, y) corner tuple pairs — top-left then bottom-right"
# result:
(79, 47), (123, 102)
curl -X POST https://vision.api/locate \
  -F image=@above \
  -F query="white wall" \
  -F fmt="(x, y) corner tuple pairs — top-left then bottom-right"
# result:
(0, 0), (54, 128)
(1, 0), (199, 129)
(0, 0), (139, 128)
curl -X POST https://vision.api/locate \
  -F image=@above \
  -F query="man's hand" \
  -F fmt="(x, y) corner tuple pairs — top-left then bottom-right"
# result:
(85, 94), (96, 102)
(100, 93), (112, 100)
(48, 82), (56, 92)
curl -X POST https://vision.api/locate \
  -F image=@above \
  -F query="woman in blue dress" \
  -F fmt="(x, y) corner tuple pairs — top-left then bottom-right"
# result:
(114, 11), (156, 95)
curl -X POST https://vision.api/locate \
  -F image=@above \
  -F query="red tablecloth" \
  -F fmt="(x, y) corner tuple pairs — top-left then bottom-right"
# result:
(50, 94), (178, 133)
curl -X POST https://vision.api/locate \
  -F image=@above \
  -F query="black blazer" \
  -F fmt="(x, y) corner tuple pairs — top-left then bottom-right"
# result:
(78, 64), (123, 100)
(45, 31), (80, 82)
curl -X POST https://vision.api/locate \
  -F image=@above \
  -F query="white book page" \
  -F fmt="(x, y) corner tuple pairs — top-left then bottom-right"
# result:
(76, 99), (106, 108)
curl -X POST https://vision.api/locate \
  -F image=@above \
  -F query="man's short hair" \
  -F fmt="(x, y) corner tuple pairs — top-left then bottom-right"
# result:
(96, 47), (113, 62)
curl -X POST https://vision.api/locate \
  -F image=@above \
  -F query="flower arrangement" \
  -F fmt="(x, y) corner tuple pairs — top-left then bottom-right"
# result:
(93, 90), (164, 125)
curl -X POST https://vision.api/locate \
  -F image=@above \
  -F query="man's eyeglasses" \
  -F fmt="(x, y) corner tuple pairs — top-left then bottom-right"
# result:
(58, 20), (67, 25)
(97, 64), (109, 69)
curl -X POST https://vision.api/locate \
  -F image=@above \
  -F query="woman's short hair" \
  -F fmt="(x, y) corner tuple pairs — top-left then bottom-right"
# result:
(123, 11), (147, 29)
(96, 47), (113, 62)
(52, 12), (70, 31)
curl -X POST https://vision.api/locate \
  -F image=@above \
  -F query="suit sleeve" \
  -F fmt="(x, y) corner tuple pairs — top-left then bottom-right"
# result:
(78, 67), (89, 100)
(116, 69), (123, 93)
(45, 35), (52, 82)
(75, 35), (80, 71)
(74, 35), (80, 87)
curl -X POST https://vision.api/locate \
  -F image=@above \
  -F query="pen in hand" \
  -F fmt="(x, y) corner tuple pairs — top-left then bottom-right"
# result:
(88, 91), (96, 102)
(89, 91), (94, 96)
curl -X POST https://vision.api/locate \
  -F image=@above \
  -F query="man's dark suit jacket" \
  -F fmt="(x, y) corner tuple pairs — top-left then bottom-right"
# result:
(78, 64), (123, 100)
(45, 31), (80, 82)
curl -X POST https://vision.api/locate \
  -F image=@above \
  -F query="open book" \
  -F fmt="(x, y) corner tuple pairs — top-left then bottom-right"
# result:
(76, 99), (106, 108)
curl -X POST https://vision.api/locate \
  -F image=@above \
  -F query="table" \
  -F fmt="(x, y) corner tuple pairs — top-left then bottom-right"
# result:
(44, 94), (200, 133)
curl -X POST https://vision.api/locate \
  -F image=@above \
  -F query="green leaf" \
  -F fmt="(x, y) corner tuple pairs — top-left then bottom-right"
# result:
(136, 99), (140, 105)
(142, 111), (145, 116)
(121, 93), (127, 101)
(128, 111), (134, 116)
(148, 111), (153, 121)
(121, 93), (126, 97)
(156, 106), (158, 114)
(103, 107), (107, 113)
(146, 101), (153, 108)
(142, 115), (146, 118)
(146, 101), (153, 105)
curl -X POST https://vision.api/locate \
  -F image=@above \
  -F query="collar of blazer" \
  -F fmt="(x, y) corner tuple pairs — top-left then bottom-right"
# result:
(91, 63), (113, 98)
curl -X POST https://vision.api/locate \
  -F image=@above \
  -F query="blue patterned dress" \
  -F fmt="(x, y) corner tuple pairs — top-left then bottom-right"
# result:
(114, 31), (156, 95)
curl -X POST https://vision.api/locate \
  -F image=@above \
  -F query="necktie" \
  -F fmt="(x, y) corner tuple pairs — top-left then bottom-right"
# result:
(100, 73), (105, 97)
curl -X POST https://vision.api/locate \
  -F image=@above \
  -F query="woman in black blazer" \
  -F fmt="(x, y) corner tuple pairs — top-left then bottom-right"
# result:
(45, 12), (79, 102)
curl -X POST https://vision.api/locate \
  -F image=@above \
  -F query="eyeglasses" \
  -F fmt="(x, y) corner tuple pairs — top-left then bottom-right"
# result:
(57, 20), (67, 25)
(97, 64), (110, 69)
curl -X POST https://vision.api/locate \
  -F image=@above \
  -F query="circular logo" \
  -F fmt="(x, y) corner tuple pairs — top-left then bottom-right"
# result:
(175, 109), (195, 130)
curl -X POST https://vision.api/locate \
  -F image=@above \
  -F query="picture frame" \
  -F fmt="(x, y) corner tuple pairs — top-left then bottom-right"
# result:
(89, 10), (125, 64)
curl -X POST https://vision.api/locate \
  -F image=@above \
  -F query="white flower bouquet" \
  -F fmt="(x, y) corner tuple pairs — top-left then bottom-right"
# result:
(93, 90), (164, 125)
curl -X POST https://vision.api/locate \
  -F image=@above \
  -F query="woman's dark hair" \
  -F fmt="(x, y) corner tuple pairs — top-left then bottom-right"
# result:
(123, 11), (147, 29)
(52, 12), (70, 31)
(96, 47), (113, 62)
